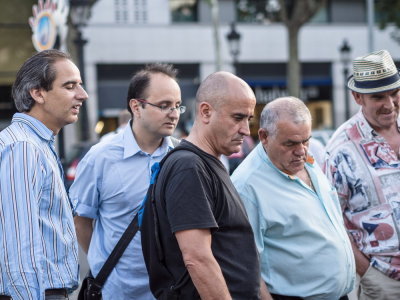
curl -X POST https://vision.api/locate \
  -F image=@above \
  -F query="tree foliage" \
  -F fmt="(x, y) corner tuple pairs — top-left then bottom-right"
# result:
(375, 0), (400, 29)
(237, 0), (327, 97)
(278, 0), (327, 97)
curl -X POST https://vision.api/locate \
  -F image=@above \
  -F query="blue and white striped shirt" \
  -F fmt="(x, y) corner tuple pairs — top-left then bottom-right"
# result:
(0, 113), (79, 300)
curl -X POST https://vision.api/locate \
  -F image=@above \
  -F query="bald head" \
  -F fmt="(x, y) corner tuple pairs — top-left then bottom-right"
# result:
(196, 71), (255, 110)
(187, 71), (256, 157)
(260, 97), (311, 137)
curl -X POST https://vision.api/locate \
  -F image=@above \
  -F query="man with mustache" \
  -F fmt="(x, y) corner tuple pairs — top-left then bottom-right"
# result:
(232, 97), (355, 300)
(325, 50), (400, 299)
(141, 71), (267, 299)
(70, 63), (183, 299)
(0, 50), (88, 299)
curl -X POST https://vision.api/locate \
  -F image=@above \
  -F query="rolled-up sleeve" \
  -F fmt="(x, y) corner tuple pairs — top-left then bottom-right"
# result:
(69, 154), (100, 219)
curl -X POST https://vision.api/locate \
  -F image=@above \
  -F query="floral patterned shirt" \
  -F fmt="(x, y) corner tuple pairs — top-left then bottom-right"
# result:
(324, 110), (400, 280)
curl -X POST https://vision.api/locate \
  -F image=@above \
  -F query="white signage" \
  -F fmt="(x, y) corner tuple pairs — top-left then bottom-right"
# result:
(29, 0), (69, 52)
(255, 86), (320, 104)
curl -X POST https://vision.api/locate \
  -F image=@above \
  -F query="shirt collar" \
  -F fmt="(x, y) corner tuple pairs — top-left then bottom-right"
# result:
(122, 124), (174, 159)
(12, 113), (55, 142)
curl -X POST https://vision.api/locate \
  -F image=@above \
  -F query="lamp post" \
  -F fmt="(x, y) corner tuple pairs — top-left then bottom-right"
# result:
(226, 22), (241, 75)
(390, 28), (400, 45)
(339, 39), (352, 120)
(69, 0), (93, 141)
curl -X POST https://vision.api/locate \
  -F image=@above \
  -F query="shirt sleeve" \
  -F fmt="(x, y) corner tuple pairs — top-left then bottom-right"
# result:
(324, 150), (351, 212)
(0, 142), (46, 300)
(69, 152), (100, 219)
(164, 165), (218, 233)
(235, 184), (266, 256)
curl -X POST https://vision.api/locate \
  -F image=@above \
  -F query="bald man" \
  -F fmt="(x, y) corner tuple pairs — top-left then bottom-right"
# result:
(141, 72), (267, 299)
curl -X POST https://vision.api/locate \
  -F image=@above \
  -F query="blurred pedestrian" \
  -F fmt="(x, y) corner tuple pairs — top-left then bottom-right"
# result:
(99, 109), (131, 143)
(0, 49), (88, 299)
(232, 97), (355, 300)
(141, 71), (267, 299)
(325, 49), (400, 299)
(228, 134), (255, 173)
(309, 136), (326, 167)
(70, 63), (182, 299)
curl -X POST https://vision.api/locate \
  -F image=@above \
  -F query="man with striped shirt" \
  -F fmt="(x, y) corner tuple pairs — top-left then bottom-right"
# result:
(0, 50), (88, 299)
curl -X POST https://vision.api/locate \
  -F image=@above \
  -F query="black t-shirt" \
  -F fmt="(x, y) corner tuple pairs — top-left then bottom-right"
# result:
(152, 140), (261, 299)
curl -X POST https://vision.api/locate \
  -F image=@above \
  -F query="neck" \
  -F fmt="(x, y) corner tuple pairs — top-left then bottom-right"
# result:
(298, 168), (314, 190)
(371, 121), (399, 137)
(131, 123), (164, 154)
(25, 111), (59, 135)
(186, 125), (219, 158)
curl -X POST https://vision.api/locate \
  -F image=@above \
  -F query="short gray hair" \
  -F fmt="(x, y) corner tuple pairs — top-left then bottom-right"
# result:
(12, 49), (71, 112)
(260, 97), (311, 137)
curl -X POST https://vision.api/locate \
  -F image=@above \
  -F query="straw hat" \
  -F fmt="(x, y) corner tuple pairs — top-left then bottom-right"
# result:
(347, 50), (400, 94)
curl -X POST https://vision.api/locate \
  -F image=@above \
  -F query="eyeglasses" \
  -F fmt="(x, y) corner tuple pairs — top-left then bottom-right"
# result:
(136, 99), (186, 114)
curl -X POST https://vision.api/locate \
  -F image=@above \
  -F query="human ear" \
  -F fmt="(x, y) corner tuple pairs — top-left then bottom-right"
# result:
(29, 88), (45, 104)
(258, 128), (269, 145)
(129, 99), (141, 117)
(199, 102), (212, 123)
(352, 91), (363, 105)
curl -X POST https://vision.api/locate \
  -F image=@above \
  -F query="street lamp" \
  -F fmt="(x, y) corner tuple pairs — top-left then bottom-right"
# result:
(69, 0), (93, 141)
(390, 28), (400, 45)
(226, 22), (241, 75)
(339, 39), (352, 120)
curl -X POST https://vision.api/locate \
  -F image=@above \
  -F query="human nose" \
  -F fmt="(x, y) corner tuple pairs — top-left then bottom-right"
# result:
(239, 120), (251, 136)
(77, 85), (88, 101)
(167, 107), (180, 118)
(294, 143), (307, 156)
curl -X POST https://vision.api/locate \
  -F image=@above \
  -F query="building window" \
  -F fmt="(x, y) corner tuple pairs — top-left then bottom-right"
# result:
(236, 0), (328, 24)
(237, 0), (280, 23)
(133, 0), (148, 24)
(170, 0), (198, 22)
(114, 0), (148, 24)
(114, 0), (129, 23)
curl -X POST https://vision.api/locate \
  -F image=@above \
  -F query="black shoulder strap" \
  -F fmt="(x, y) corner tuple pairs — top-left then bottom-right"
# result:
(149, 145), (216, 293)
(90, 145), (187, 291)
(92, 213), (140, 290)
(92, 145), (209, 291)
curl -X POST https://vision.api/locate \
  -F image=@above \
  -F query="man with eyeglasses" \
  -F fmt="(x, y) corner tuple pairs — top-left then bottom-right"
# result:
(69, 63), (182, 299)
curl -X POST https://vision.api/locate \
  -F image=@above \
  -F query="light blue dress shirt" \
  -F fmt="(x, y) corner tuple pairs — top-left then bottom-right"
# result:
(0, 113), (79, 300)
(70, 124), (173, 300)
(231, 143), (355, 300)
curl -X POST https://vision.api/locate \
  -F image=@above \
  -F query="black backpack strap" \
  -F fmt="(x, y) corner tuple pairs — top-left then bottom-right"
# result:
(149, 145), (216, 295)
(91, 212), (140, 290)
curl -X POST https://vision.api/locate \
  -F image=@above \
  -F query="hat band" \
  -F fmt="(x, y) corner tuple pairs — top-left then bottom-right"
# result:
(354, 72), (400, 89)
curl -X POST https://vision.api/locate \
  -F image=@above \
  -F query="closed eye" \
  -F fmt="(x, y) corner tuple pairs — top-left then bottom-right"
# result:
(232, 113), (249, 122)
(391, 90), (399, 97)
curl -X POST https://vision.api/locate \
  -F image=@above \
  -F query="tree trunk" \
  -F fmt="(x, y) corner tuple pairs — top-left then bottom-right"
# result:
(287, 24), (300, 98)
(210, 0), (222, 71)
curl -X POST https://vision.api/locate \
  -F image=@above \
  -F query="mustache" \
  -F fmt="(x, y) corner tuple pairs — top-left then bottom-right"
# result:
(378, 103), (400, 114)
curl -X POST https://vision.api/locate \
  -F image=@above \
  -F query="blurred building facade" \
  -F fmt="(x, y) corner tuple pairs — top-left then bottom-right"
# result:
(81, 0), (400, 139)
(2, 0), (400, 144)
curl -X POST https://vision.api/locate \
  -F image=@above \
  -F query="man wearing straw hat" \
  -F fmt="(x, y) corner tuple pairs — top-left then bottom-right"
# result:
(325, 50), (400, 299)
